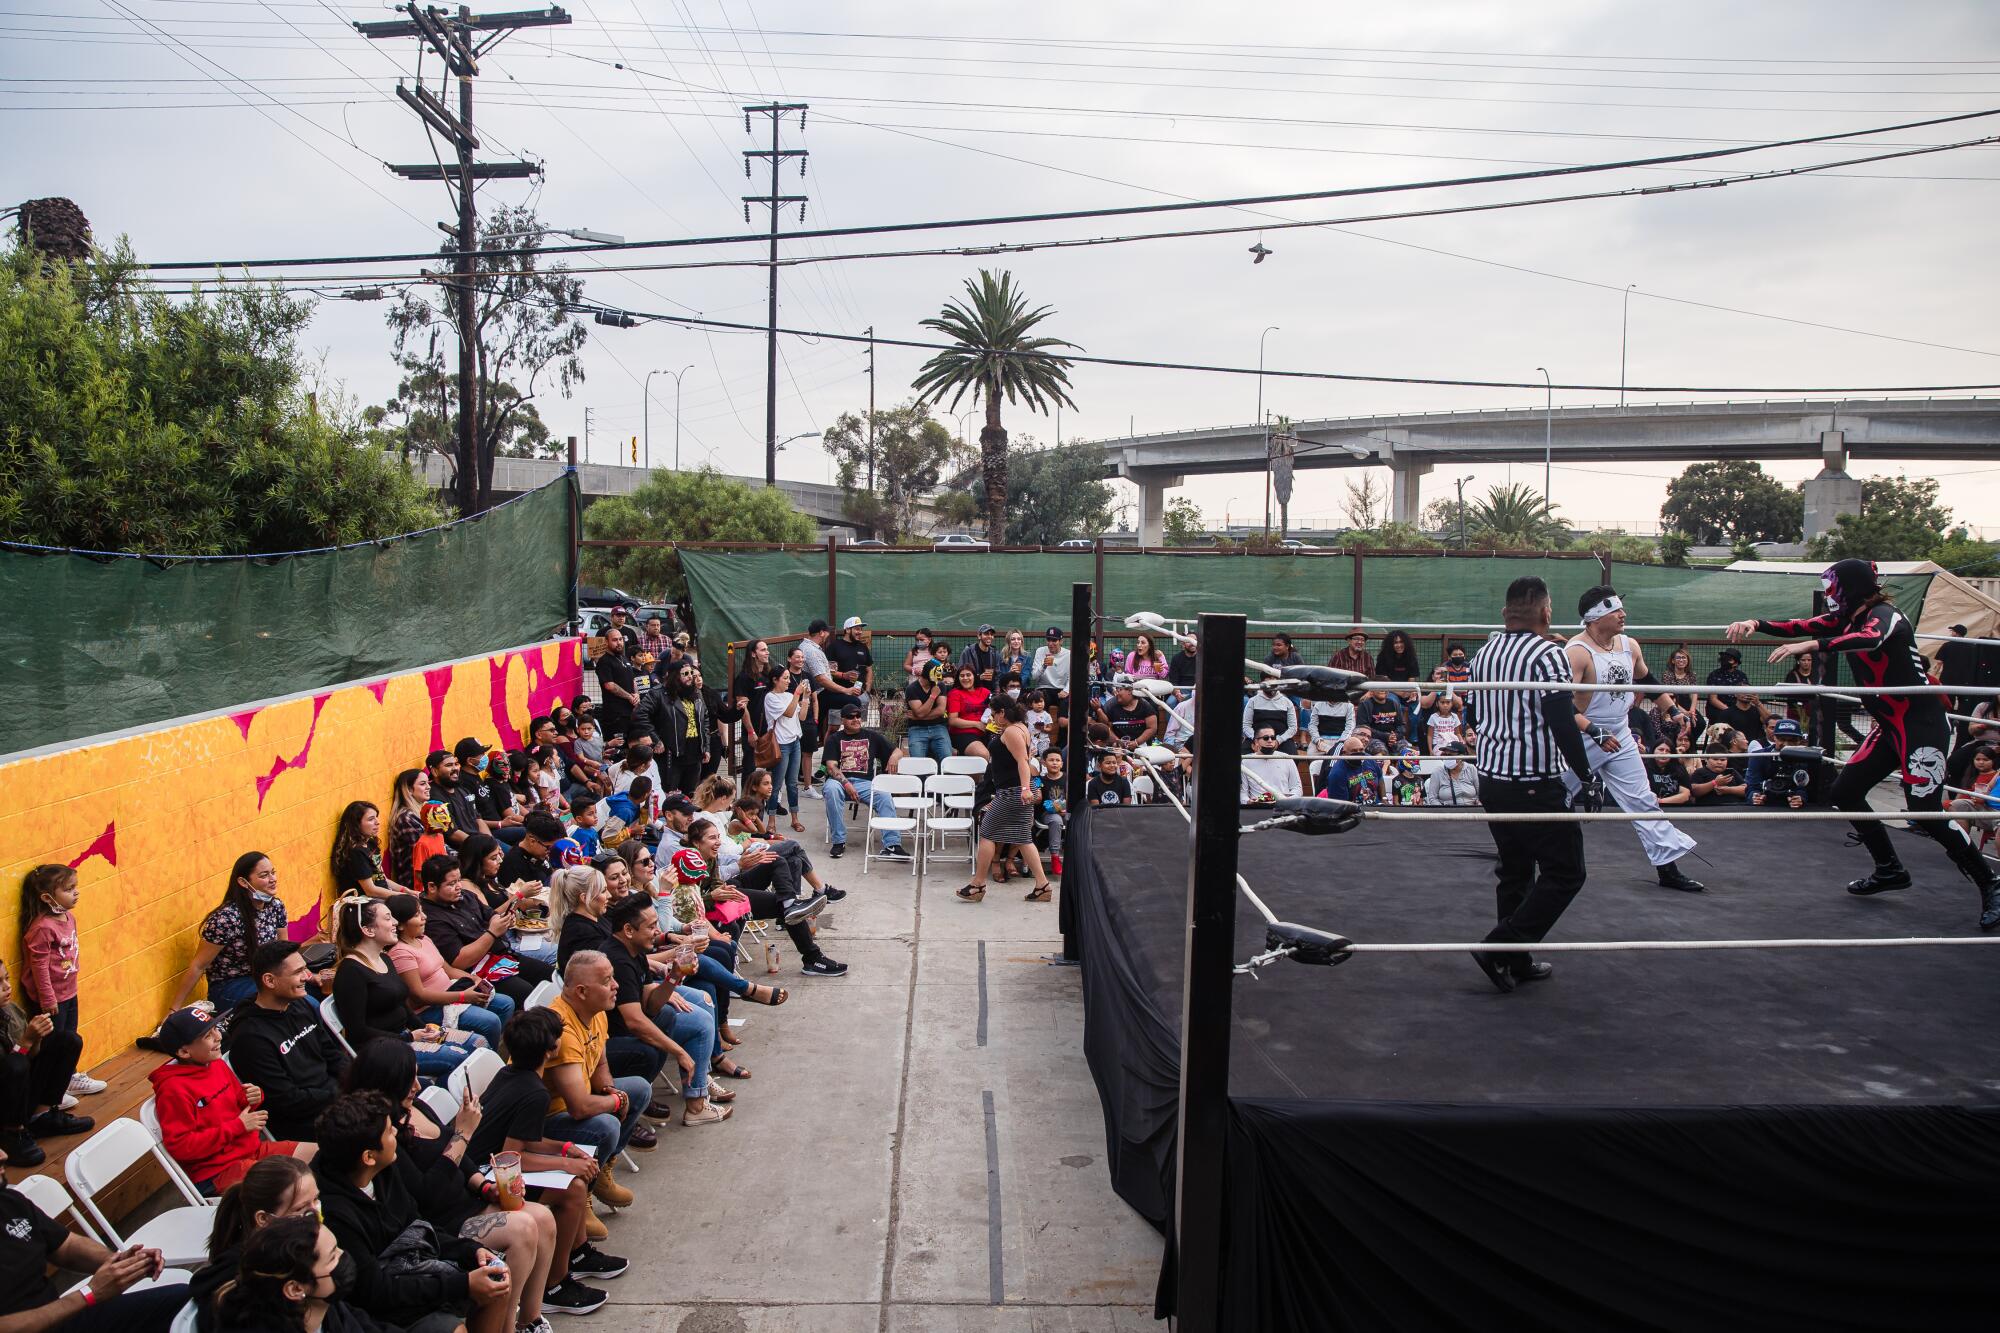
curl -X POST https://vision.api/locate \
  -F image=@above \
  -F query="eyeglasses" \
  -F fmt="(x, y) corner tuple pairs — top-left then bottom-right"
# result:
(636, 857), (655, 868)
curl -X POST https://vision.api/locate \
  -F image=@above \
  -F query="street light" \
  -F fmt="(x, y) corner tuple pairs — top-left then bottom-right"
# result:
(1222, 495), (1242, 529)
(1619, 284), (1636, 408)
(1454, 474), (1475, 550)
(1257, 325), (1280, 535)
(954, 409), (977, 449)
(643, 364), (695, 471)
(1535, 367), (1553, 510)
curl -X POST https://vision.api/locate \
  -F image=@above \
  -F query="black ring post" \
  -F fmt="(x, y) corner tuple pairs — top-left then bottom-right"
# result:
(1173, 611), (1245, 1332)
(1058, 580), (1092, 963)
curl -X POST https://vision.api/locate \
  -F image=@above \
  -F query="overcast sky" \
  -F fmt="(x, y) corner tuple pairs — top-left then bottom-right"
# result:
(7, 0), (1999, 535)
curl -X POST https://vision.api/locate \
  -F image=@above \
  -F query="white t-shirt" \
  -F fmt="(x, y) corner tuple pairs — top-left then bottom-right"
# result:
(1024, 707), (1054, 755)
(611, 759), (662, 797)
(764, 688), (803, 744)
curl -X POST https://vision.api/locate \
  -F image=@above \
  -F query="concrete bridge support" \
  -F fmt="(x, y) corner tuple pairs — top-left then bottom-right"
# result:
(1390, 459), (1433, 526)
(1134, 470), (1184, 547)
(1802, 429), (1862, 542)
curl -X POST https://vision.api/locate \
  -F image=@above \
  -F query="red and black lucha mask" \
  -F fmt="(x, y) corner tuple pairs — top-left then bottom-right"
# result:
(1821, 558), (1879, 616)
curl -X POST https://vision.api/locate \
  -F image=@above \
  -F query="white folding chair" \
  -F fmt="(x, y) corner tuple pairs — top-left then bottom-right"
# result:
(447, 1046), (505, 1105)
(15, 1173), (101, 1243)
(524, 979), (562, 1010)
(941, 755), (988, 780)
(418, 1084), (460, 1126)
(862, 773), (924, 875)
(923, 774), (977, 866)
(318, 995), (357, 1057)
(896, 756), (939, 779)
(66, 1119), (215, 1267)
(169, 1300), (201, 1333)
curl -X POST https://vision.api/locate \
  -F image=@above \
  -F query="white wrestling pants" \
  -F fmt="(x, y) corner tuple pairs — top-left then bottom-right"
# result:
(1560, 727), (1697, 867)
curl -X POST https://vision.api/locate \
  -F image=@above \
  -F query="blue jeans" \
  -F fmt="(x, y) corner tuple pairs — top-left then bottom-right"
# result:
(413, 1030), (481, 1078)
(905, 722), (951, 765)
(417, 990), (516, 1045)
(664, 987), (715, 1100)
(207, 975), (258, 1011)
(508, 931), (558, 965)
(824, 776), (901, 849)
(545, 1075), (653, 1158)
(766, 739), (801, 813)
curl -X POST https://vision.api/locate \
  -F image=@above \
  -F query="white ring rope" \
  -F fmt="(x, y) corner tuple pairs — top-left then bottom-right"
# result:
(1359, 808), (1998, 823)
(1236, 617), (2000, 648)
(1345, 936), (2000, 954)
(1093, 743), (1283, 927)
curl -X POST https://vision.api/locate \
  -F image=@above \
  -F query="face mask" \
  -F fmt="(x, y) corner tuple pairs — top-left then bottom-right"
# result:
(1006, 688), (1020, 699)
(329, 1250), (360, 1301)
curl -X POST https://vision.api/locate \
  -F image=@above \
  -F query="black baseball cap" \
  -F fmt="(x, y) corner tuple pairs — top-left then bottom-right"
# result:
(841, 703), (864, 718)
(1717, 648), (1742, 664)
(1047, 626), (1065, 639)
(159, 1006), (217, 1052)
(660, 792), (695, 816)
(978, 623), (996, 634)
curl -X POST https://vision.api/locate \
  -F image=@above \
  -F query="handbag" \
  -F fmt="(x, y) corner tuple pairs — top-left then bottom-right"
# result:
(752, 726), (780, 768)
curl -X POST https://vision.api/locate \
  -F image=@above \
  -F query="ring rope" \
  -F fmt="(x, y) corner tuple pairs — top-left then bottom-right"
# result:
(1344, 936), (2000, 954)
(1350, 808), (1998, 823)
(1233, 617), (2000, 648)
(1092, 743), (1284, 927)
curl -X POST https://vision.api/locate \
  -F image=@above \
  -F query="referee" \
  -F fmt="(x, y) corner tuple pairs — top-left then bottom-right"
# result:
(1465, 576), (1595, 993)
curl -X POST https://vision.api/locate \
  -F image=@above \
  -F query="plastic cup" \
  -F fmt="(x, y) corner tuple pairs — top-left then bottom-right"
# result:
(492, 1151), (524, 1211)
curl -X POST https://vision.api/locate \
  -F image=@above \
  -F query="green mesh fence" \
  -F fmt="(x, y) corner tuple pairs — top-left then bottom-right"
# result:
(679, 549), (1931, 694)
(3, 476), (576, 758)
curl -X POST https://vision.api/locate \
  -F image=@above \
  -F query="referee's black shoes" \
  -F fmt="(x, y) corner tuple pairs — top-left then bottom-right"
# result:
(1473, 950), (1555, 993)
(1656, 860), (1707, 892)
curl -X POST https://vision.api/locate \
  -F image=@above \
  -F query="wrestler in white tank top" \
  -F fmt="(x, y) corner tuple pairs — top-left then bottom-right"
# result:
(1580, 633), (1635, 731)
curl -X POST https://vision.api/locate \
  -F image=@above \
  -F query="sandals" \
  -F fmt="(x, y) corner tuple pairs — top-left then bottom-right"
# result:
(712, 1055), (753, 1080)
(790, 819), (807, 833)
(956, 884), (986, 903)
(1024, 882), (1053, 903)
(745, 983), (788, 1007)
(682, 1102), (733, 1126)
(993, 861), (1011, 884)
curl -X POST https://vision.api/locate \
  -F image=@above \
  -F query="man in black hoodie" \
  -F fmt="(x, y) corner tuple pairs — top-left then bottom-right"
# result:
(314, 1091), (510, 1332)
(223, 940), (349, 1142)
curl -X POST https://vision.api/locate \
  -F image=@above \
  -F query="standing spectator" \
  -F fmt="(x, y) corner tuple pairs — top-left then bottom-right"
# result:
(1125, 632), (1170, 681)
(945, 664), (994, 758)
(902, 658), (953, 764)
(636, 612), (673, 666)
(731, 638), (776, 776)
(1781, 649), (1822, 726)
(594, 626), (642, 742)
(333, 800), (400, 900)
(18, 865), (83, 1050)
(1329, 630), (1372, 677)
(696, 664), (730, 778)
(1166, 632), (1198, 688)
(998, 629), (1034, 689)
(149, 1006), (315, 1195)
(902, 629), (936, 680)
(828, 617), (876, 706)
(953, 695), (1054, 904)
(224, 940), (350, 1143)
(763, 665), (808, 826)
(1425, 693), (1466, 754)
(821, 704), (909, 859)
(168, 852), (289, 1013)
(0, 952), (89, 1164)
(1424, 742), (1480, 806)
(0, 1171), (184, 1331)
(384, 767), (432, 890)
(1659, 645), (1699, 692)
(960, 624), (1002, 689)
(1034, 627), (1074, 740)
(641, 659), (709, 798)
(802, 619), (863, 730)
(1035, 752), (1068, 873)
(1375, 629), (1422, 682)
(1706, 647), (1762, 742)
(542, 952), (653, 1194)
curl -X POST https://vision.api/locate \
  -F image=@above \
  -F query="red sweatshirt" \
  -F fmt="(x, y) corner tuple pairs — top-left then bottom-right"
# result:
(22, 912), (80, 1010)
(149, 1057), (256, 1185)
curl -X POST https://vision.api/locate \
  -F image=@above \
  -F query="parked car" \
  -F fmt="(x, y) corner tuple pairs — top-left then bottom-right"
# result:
(1279, 538), (1319, 550)
(933, 533), (991, 550)
(1057, 538), (1095, 549)
(847, 538), (888, 548)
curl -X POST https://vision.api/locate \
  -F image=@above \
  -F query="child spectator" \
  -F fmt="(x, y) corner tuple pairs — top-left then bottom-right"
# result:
(413, 800), (452, 881)
(1425, 693), (1464, 754)
(599, 776), (655, 851)
(0, 952), (91, 1164)
(569, 797), (603, 858)
(1035, 752), (1068, 874)
(1086, 751), (1135, 806)
(1023, 690), (1055, 757)
(18, 866), (85, 1057)
(149, 1006), (315, 1194)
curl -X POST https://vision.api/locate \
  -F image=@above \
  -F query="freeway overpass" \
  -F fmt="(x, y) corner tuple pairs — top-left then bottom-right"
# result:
(1084, 398), (2000, 544)
(417, 454), (872, 531)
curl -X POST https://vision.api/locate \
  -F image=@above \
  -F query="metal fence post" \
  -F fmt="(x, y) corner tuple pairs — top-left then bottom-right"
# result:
(1058, 580), (1092, 964)
(1172, 611), (1245, 1332)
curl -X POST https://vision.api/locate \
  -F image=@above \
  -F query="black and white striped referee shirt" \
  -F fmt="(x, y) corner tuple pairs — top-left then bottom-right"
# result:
(1467, 629), (1575, 780)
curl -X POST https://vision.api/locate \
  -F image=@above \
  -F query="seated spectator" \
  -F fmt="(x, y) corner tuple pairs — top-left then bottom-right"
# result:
(1375, 630), (1422, 682)
(187, 1154), (316, 1331)
(598, 776), (657, 852)
(150, 1006), (316, 1195)
(343, 1039), (608, 1325)
(1241, 728), (1302, 801)
(312, 1092), (508, 1333)
(681, 823), (845, 978)
(1264, 633), (1298, 670)
(1425, 693), (1465, 754)
(1646, 744), (1695, 806)
(169, 851), (290, 1013)
(1100, 680), (1163, 752)
(1653, 692), (1695, 753)
(1126, 632), (1170, 681)
(1240, 680), (1297, 753)
(1424, 743), (1480, 806)
(1950, 745), (2000, 845)
(1689, 754), (1749, 805)
(1086, 750), (1136, 807)
(224, 940), (350, 1143)
(1304, 694), (1354, 759)
(0, 1163), (185, 1331)
(212, 1214), (403, 1333)
(646, 790), (698, 858)
(332, 896), (479, 1078)
(1034, 752), (1068, 875)
(603, 895), (730, 1126)
(385, 894), (515, 1046)
(1357, 689), (1407, 747)
(1317, 736), (1372, 803)
(945, 664), (994, 759)
(561, 713), (612, 801)
(0, 952), (89, 1165)
(542, 953), (652, 1203)
(1328, 630), (1371, 677)
(333, 800), (402, 900)
(550, 865), (619, 977)
(423, 850), (553, 1006)
(821, 703), (909, 860)
(497, 811), (563, 889)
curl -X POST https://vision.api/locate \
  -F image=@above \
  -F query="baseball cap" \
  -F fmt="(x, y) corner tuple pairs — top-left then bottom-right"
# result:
(978, 623), (996, 634)
(1440, 740), (1469, 756)
(1951, 623), (1969, 635)
(807, 618), (830, 634)
(609, 604), (631, 616)
(842, 615), (866, 630)
(1717, 648), (1742, 663)
(454, 736), (490, 762)
(1047, 626), (1065, 639)
(160, 1006), (217, 1053)
(660, 792), (696, 816)
(1772, 718), (1805, 740)
(841, 703), (864, 717)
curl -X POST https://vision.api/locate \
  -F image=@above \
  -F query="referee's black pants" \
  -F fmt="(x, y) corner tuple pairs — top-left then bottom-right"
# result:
(1479, 773), (1586, 961)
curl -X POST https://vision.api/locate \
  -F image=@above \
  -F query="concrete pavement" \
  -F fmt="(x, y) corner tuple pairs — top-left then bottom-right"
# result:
(587, 793), (1160, 1332)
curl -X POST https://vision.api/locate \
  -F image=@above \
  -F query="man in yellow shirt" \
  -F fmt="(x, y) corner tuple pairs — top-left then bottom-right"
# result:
(541, 951), (649, 1207)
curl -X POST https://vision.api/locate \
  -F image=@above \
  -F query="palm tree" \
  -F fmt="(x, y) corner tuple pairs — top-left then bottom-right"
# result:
(912, 270), (1080, 545)
(1468, 483), (1567, 550)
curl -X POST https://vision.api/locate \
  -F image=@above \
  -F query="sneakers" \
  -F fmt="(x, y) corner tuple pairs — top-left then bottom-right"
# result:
(58, 1094), (77, 1111)
(520, 1317), (556, 1333)
(28, 1109), (93, 1138)
(829, 842), (846, 858)
(0, 1128), (45, 1168)
(782, 892), (829, 925)
(822, 885), (848, 901)
(879, 844), (912, 861)
(566, 1244), (628, 1279)
(627, 1123), (657, 1151)
(1051, 854), (1064, 876)
(68, 1072), (107, 1097)
(801, 955), (849, 978)
(542, 1277), (609, 1316)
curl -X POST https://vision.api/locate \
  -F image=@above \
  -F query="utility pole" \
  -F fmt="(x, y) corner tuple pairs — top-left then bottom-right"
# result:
(864, 324), (876, 491)
(583, 406), (592, 462)
(358, 4), (570, 518)
(743, 101), (808, 487)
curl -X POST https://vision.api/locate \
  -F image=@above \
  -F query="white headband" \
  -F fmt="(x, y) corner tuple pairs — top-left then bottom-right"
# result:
(1581, 594), (1624, 624)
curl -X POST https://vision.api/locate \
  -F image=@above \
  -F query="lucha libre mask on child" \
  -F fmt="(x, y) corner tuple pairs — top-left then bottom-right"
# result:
(419, 800), (452, 833)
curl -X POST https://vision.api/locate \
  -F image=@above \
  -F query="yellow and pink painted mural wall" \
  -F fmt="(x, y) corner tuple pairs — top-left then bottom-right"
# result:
(0, 638), (583, 1067)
